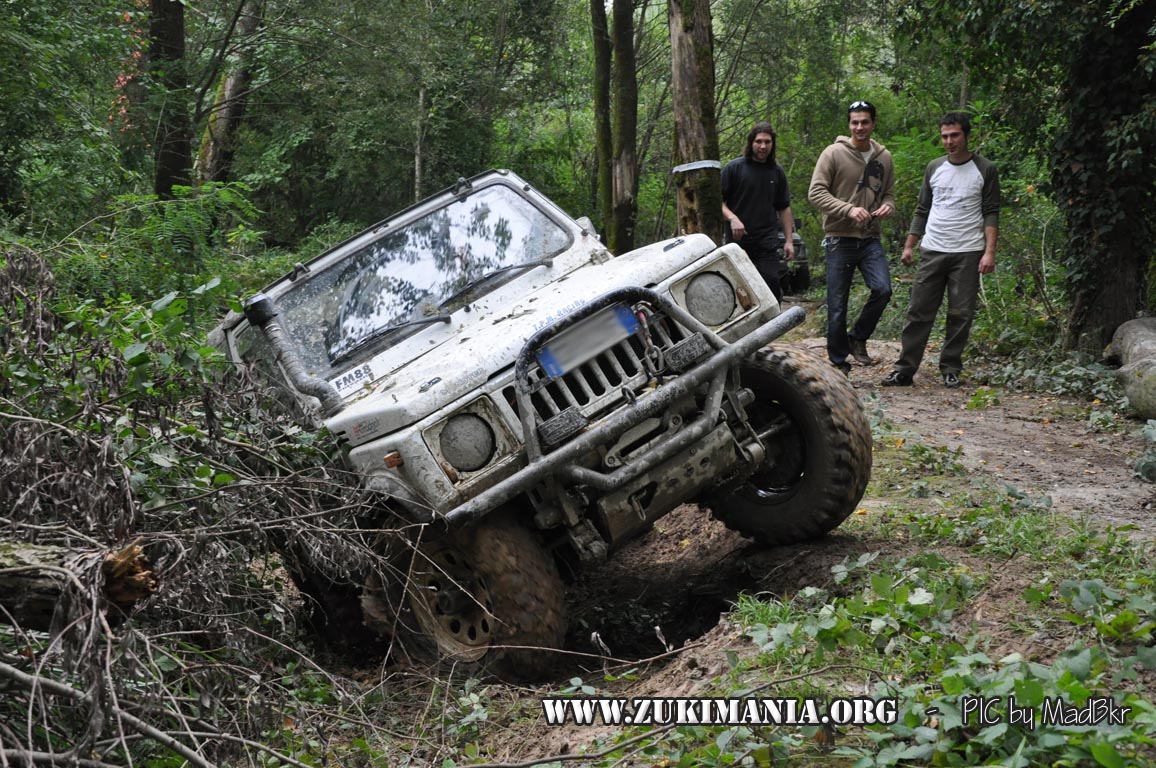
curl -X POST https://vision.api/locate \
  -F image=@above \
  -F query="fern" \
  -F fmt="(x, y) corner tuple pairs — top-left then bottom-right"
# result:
(48, 182), (262, 300)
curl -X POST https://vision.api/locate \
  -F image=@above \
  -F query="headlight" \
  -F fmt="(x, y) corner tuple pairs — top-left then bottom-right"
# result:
(439, 414), (496, 472)
(684, 271), (735, 326)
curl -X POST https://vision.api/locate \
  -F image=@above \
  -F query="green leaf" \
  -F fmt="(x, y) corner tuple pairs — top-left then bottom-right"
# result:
(1023, 586), (1048, 604)
(123, 342), (149, 363)
(872, 573), (894, 599)
(193, 276), (222, 295)
(151, 291), (179, 312)
(1090, 741), (1126, 768)
(908, 587), (935, 606)
(1135, 645), (1156, 668)
(1013, 678), (1045, 708)
(1064, 648), (1093, 680)
(974, 722), (1008, 745)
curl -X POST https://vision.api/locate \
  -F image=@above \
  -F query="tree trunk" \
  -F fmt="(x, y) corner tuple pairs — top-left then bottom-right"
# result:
(591, 0), (613, 241)
(149, 0), (192, 199)
(0, 542), (156, 632)
(415, 84), (427, 202)
(610, 0), (638, 254)
(196, 0), (261, 184)
(1057, 3), (1156, 353)
(668, 0), (722, 244)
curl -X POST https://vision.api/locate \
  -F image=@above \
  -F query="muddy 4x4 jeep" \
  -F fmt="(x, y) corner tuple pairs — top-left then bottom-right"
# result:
(214, 170), (871, 677)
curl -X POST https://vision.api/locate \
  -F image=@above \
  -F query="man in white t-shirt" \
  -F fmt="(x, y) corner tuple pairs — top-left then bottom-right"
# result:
(882, 112), (1000, 389)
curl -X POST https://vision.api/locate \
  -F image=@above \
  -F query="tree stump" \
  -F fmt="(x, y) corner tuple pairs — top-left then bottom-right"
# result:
(0, 542), (156, 631)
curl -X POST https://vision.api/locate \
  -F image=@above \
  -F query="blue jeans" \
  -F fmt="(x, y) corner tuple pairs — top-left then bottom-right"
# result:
(824, 236), (892, 365)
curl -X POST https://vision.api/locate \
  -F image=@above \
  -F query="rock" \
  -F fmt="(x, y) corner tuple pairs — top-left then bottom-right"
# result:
(1108, 318), (1156, 419)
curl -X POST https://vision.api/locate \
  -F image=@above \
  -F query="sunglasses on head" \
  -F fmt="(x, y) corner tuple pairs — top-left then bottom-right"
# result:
(849, 100), (874, 111)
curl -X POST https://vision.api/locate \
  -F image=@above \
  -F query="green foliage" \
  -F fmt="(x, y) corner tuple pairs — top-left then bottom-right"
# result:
(906, 443), (966, 475)
(981, 352), (1128, 409)
(46, 181), (260, 300)
(1133, 420), (1156, 482)
(965, 387), (1001, 410)
(846, 647), (1156, 768)
(0, 0), (135, 226)
(231, 0), (567, 243)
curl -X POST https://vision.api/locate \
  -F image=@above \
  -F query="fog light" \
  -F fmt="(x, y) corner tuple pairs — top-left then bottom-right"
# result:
(684, 272), (735, 326)
(439, 414), (496, 472)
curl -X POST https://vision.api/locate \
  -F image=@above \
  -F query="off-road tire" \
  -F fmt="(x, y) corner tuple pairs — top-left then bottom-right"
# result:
(363, 518), (567, 681)
(704, 343), (871, 545)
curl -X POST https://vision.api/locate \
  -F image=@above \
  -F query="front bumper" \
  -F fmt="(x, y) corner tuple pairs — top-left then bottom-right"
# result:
(442, 288), (805, 527)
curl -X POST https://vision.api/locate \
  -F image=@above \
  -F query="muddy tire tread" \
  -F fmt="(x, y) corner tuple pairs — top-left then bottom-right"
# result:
(706, 343), (872, 546)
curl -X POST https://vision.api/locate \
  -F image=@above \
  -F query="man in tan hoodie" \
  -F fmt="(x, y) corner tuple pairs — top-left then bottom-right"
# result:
(808, 100), (896, 374)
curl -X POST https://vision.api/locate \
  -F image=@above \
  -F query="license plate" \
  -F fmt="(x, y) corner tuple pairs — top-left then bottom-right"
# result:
(536, 305), (639, 378)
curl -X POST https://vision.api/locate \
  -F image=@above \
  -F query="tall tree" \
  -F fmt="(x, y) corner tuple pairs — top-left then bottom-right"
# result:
(149, 0), (192, 198)
(907, 0), (1156, 352)
(610, 0), (639, 252)
(591, 0), (614, 239)
(668, 0), (722, 242)
(196, 0), (262, 183)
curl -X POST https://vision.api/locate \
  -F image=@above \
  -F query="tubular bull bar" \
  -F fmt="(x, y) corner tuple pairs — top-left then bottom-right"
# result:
(442, 288), (805, 528)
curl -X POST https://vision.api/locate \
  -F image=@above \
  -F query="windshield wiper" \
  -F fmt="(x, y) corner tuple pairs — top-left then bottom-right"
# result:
(437, 258), (553, 309)
(331, 314), (451, 363)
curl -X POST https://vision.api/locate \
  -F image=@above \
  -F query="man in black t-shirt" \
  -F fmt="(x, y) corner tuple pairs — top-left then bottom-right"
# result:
(721, 121), (795, 301)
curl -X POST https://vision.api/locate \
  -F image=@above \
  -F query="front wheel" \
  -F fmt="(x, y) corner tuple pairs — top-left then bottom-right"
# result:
(363, 518), (568, 681)
(704, 344), (872, 545)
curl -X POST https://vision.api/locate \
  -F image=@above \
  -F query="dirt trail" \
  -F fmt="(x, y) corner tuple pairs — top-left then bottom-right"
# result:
(834, 336), (1156, 535)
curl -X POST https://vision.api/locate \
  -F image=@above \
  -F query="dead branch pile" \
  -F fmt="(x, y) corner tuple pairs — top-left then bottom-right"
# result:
(0, 247), (422, 766)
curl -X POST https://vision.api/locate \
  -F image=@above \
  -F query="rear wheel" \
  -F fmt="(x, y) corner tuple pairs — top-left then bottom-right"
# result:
(704, 344), (871, 545)
(364, 518), (567, 680)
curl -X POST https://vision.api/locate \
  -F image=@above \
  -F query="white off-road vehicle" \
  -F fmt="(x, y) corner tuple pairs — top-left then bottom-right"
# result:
(214, 170), (871, 677)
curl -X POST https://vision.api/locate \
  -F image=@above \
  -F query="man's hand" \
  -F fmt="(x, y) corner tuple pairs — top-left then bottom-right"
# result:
(901, 245), (915, 267)
(729, 217), (746, 240)
(783, 241), (795, 262)
(871, 203), (894, 219)
(849, 206), (872, 225)
(979, 253), (996, 274)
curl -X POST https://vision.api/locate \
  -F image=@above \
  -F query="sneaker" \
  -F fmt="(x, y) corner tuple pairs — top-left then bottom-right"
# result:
(943, 372), (961, 388)
(881, 370), (913, 387)
(849, 338), (874, 365)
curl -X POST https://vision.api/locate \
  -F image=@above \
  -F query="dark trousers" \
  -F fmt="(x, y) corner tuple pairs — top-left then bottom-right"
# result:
(824, 236), (892, 365)
(741, 241), (783, 303)
(894, 249), (983, 376)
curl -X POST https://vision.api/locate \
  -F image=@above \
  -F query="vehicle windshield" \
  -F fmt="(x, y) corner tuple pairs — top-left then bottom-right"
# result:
(264, 182), (572, 378)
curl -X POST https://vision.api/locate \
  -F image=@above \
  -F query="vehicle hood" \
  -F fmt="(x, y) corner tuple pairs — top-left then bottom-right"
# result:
(326, 234), (716, 445)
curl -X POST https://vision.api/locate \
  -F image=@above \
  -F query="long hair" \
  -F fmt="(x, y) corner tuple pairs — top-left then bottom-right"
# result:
(743, 121), (777, 163)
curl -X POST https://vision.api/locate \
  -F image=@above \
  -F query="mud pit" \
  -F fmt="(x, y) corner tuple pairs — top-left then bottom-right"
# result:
(559, 337), (1156, 677)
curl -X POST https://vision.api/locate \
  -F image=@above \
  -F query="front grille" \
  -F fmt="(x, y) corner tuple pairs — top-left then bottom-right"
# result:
(503, 313), (686, 429)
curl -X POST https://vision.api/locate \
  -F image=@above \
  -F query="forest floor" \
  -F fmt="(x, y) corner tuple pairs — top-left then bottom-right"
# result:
(456, 326), (1156, 765)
